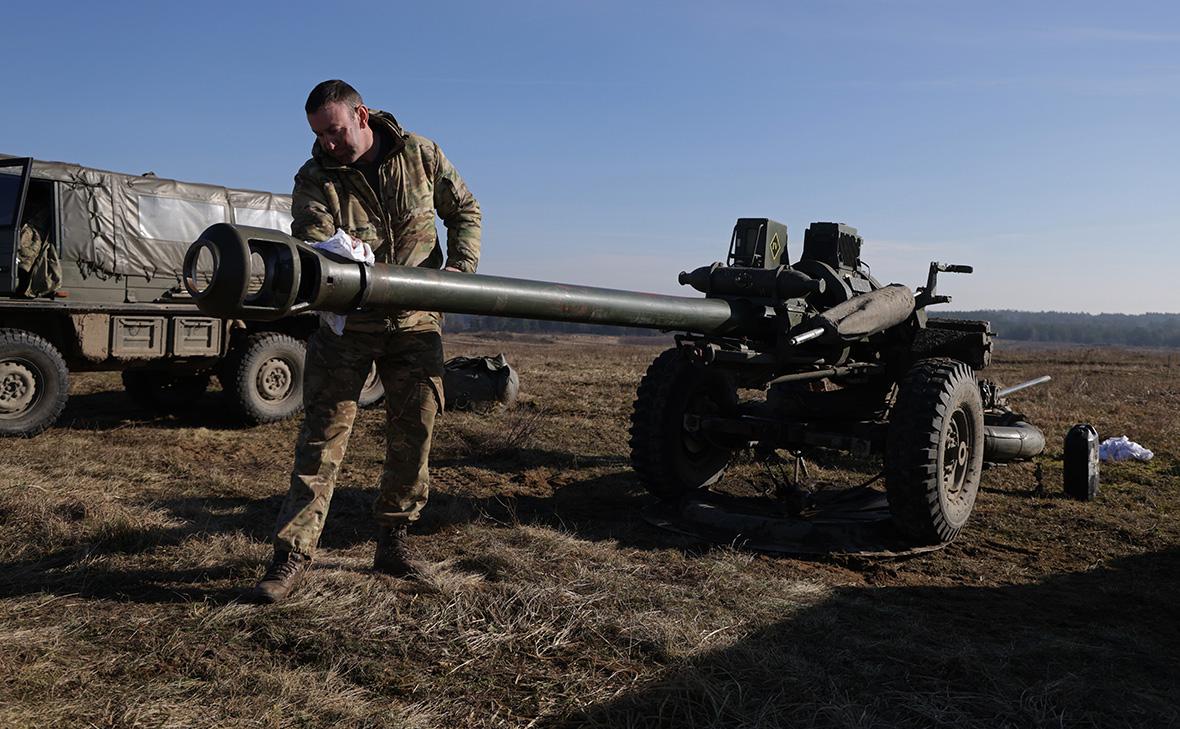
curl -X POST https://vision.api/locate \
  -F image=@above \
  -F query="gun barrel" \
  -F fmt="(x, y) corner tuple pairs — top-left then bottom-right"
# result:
(184, 223), (770, 336)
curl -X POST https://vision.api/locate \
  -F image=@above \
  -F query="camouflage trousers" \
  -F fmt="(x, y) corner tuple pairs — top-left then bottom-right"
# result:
(273, 326), (445, 557)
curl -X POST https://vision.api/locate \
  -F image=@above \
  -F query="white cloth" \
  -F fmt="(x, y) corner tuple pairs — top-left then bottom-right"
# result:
(310, 229), (375, 336)
(1098, 436), (1153, 463)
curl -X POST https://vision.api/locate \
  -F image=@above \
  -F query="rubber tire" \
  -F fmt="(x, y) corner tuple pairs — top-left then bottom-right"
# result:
(358, 361), (384, 409)
(629, 348), (737, 501)
(224, 333), (306, 425)
(885, 357), (985, 544)
(121, 370), (210, 413)
(0, 329), (69, 437)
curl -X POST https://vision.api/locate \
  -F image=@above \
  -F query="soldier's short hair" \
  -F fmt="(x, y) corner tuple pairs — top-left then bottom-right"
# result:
(305, 80), (364, 115)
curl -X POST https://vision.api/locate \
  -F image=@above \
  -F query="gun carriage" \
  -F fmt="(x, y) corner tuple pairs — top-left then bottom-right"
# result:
(185, 219), (1044, 544)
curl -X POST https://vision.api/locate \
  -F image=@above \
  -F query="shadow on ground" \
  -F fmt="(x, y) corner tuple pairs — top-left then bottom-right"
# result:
(0, 488), (286, 604)
(539, 546), (1180, 728)
(0, 487), (381, 604)
(0, 459), (685, 605)
(58, 390), (249, 432)
(0, 447), (1048, 608)
(0, 444), (961, 606)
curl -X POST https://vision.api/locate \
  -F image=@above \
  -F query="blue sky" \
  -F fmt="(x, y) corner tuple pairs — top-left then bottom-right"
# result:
(5, 1), (1178, 313)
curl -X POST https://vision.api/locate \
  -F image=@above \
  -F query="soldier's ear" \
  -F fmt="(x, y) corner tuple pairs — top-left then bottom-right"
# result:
(356, 104), (370, 127)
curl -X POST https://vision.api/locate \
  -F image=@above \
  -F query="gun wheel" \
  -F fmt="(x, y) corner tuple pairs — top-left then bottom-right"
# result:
(629, 348), (737, 501)
(885, 357), (984, 544)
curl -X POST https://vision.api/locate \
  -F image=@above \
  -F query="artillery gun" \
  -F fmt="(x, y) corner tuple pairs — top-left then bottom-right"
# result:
(184, 219), (1044, 545)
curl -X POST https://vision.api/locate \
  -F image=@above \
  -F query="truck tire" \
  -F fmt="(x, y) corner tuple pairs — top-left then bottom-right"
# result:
(885, 358), (984, 544)
(358, 362), (384, 408)
(121, 370), (210, 413)
(0, 329), (69, 437)
(224, 333), (306, 425)
(629, 348), (737, 501)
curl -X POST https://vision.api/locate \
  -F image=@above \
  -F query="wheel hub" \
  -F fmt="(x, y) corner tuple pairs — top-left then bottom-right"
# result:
(681, 393), (721, 458)
(257, 357), (293, 401)
(942, 408), (973, 499)
(0, 361), (37, 414)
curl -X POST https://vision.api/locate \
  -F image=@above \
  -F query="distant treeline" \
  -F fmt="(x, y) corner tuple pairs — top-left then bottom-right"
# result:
(934, 311), (1180, 348)
(445, 311), (1180, 348)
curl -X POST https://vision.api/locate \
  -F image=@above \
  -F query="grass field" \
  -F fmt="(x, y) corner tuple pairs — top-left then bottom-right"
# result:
(1, 335), (1177, 728)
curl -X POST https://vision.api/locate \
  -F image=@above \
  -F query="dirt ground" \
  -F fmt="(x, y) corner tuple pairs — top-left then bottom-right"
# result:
(1, 334), (1177, 728)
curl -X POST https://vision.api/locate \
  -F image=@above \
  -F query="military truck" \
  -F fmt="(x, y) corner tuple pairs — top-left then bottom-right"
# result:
(0, 155), (383, 436)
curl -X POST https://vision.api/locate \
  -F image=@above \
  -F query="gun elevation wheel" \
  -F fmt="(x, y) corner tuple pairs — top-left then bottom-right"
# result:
(885, 357), (984, 544)
(629, 348), (737, 501)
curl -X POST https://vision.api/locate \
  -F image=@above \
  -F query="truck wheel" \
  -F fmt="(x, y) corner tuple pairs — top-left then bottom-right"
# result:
(358, 362), (384, 408)
(0, 329), (69, 437)
(629, 348), (737, 501)
(224, 333), (305, 424)
(885, 357), (984, 544)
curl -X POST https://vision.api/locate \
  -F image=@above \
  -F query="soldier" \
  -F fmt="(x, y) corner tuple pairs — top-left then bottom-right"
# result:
(16, 189), (62, 298)
(251, 80), (481, 603)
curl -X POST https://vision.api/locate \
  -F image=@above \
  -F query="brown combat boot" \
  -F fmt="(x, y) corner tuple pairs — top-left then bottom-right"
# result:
(249, 551), (311, 604)
(373, 525), (416, 577)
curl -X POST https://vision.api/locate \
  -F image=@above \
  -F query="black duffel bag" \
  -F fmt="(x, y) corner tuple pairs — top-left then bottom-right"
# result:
(443, 354), (520, 411)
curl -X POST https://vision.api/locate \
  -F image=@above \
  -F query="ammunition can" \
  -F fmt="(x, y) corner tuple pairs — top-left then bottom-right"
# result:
(1063, 424), (1099, 501)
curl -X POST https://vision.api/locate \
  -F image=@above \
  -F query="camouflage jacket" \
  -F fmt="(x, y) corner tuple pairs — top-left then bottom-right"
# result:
(292, 110), (481, 332)
(16, 206), (62, 298)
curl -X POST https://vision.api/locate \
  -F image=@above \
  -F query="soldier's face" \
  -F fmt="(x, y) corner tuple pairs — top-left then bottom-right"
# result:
(308, 102), (370, 164)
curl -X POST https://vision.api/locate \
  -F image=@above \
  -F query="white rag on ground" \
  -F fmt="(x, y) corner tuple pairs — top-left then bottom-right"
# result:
(310, 229), (375, 336)
(1098, 436), (1154, 463)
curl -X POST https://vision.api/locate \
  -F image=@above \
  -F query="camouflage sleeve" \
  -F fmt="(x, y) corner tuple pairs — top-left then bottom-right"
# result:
(291, 169), (338, 243)
(17, 224), (40, 269)
(431, 142), (481, 273)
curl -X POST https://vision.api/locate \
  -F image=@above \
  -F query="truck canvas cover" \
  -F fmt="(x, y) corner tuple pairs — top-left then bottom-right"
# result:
(0, 153), (292, 281)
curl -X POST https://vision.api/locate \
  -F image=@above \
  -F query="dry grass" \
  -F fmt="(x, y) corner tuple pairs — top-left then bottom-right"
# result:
(0, 334), (1177, 727)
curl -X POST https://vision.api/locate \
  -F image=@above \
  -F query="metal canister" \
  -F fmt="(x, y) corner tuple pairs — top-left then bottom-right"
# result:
(1063, 424), (1100, 501)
